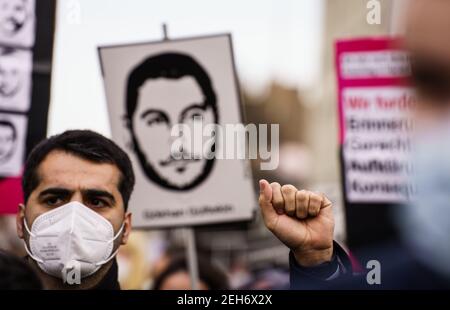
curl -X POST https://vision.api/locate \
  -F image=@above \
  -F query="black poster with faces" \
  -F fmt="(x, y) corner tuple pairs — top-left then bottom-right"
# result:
(0, 0), (56, 214)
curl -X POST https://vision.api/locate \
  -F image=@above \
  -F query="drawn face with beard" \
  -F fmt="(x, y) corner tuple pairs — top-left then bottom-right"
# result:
(0, 49), (22, 98)
(126, 53), (218, 191)
(0, 120), (17, 164)
(0, 0), (29, 37)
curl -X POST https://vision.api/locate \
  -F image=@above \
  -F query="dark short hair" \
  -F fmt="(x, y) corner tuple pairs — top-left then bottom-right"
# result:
(22, 130), (135, 210)
(125, 52), (218, 122)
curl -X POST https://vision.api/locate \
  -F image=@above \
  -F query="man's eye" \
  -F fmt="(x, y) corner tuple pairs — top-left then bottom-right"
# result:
(45, 197), (63, 207)
(88, 198), (109, 208)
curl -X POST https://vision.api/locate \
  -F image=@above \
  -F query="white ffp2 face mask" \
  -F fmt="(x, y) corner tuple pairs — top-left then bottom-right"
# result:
(22, 201), (124, 280)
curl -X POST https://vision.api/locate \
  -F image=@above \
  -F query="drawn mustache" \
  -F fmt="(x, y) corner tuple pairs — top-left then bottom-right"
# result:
(159, 155), (200, 167)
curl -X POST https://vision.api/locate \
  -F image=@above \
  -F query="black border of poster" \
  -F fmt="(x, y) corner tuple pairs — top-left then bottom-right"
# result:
(26, 0), (56, 157)
(0, 0), (56, 204)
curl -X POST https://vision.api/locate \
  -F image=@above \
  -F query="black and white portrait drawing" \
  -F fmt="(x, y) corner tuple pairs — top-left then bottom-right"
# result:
(0, 113), (26, 177)
(0, 47), (32, 111)
(99, 34), (255, 227)
(0, 0), (35, 48)
(0, 118), (16, 164)
(125, 52), (219, 191)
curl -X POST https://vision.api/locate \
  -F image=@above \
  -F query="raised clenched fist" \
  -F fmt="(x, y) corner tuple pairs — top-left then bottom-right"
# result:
(258, 179), (335, 267)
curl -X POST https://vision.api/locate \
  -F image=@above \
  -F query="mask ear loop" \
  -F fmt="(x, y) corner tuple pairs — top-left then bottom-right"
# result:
(22, 218), (44, 264)
(96, 222), (125, 266)
(22, 217), (35, 238)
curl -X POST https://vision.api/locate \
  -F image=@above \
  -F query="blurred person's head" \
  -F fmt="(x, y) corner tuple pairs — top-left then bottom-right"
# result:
(16, 130), (135, 289)
(397, 0), (450, 278)
(405, 0), (450, 117)
(125, 52), (218, 191)
(152, 256), (228, 290)
(0, 249), (42, 289)
(0, 0), (30, 37)
(240, 268), (289, 290)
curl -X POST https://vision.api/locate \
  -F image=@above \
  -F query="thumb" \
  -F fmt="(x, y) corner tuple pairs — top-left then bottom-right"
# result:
(258, 179), (276, 219)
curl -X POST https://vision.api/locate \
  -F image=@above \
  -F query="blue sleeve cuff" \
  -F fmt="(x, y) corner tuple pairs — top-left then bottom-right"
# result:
(289, 241), (352, 289)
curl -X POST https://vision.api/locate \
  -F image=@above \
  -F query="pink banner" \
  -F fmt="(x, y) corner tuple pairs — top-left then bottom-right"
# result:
(0, 176), (23, 214)
(335, 37), (410, 145)
(335, 37), (416, 203)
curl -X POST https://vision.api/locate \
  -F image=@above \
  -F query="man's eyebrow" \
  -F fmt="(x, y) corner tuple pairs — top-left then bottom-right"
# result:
(140, 109), (169, 120)
(38, 188), (73, 198)
(82, 189), (116, 204)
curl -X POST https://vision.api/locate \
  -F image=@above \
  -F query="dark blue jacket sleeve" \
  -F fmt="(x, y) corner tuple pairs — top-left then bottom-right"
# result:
(289, 241), (353, 289)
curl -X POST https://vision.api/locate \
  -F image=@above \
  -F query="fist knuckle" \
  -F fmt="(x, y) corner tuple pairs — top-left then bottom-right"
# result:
(281, 184), (296, 195)
(270, 182), (281, 189)
(296, 189), (308, 203)
(310, 193), (322, 204)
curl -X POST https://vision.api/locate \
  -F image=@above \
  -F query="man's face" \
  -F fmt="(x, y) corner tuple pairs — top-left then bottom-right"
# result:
(17, 150), (130, 246)
(0, 55), (21, 97)
(131, 76), (216, 189)
(0, 0), (28, 37)
(0, 123), (15, 162)
(405, 0), (450, 121)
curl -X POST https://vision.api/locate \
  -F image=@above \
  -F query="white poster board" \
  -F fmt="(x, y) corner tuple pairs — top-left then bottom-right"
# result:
(99, 34), (256, 228)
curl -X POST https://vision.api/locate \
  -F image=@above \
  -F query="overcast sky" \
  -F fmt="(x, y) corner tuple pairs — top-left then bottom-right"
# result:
(49, 0), (324, 136)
